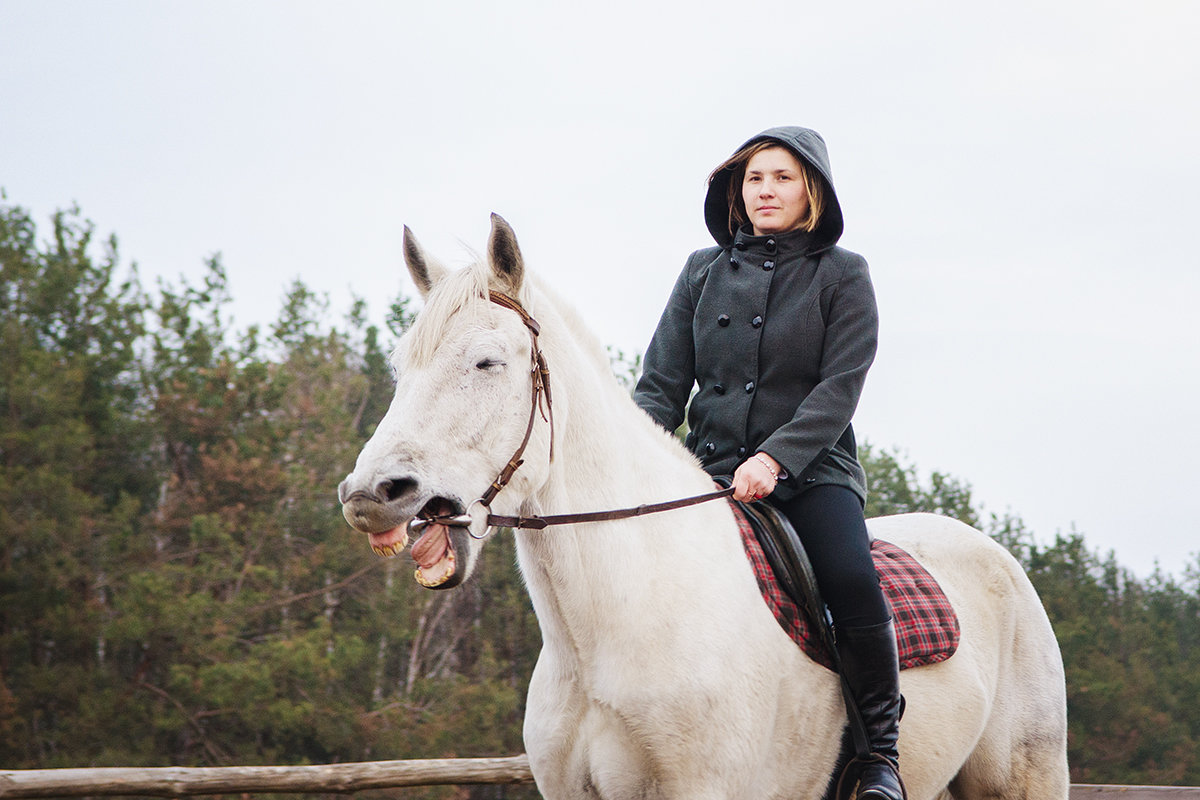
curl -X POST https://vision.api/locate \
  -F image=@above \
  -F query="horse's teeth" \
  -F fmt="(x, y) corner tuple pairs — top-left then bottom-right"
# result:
(414, 550), (456, 587)
(373, 543), (402, 558)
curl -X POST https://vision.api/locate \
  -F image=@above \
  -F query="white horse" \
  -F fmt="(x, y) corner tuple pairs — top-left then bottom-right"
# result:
(339, 215), (1069, 800)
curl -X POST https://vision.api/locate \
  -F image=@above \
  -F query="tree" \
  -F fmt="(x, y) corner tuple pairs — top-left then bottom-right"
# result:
(0, 200), (150, 765)
(861, 444), (1200, 785)
(6, 194), (1200, 792)
(860, 443), (978, 527)
(2, 199), (542, 783)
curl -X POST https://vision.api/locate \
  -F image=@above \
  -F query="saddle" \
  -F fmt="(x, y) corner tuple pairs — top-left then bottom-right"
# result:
(733, 499), (960, 671)
(732, 498), (959, 800)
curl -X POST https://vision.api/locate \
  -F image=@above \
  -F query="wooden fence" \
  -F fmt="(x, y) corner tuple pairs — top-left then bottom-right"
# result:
(1, 758), (1197, 798)
(1071, 789), (1200, 799)
(0, 756), (533, 798)
(1075, 791), (1200, 796)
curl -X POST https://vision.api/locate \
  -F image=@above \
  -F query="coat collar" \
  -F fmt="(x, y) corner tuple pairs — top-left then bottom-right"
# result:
(731, 224), (827, 258)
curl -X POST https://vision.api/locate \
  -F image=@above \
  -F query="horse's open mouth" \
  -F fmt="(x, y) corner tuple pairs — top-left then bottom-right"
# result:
(368, 497), (464, 589)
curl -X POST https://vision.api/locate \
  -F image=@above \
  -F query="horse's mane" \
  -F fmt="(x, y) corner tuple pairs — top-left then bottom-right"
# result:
(400, 258), (494, 368)
(400, 256), (615, 386)
(525, 274), (615, 380)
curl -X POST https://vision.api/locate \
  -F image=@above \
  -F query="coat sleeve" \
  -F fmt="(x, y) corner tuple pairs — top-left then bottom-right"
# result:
(758, 254), (878, 480)
(632, 258), (699, 434)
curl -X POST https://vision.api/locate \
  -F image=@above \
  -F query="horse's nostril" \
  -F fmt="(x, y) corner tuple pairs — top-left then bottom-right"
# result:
(378, 476), (418, 503)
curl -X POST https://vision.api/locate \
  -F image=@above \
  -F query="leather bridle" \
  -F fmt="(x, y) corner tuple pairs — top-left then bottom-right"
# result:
(478, 291), (554, 508)
(408, 290), (734, 538)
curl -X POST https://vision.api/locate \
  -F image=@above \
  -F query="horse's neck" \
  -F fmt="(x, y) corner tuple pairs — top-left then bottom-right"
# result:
(531, 322), (715, 525)
(544, 386), (712, 512)
(513, 336), (748, 666)
(524, 294), (716, 517)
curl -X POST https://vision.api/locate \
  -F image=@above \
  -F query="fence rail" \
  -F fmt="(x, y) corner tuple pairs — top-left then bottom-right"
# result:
(0, 756), (533, 798)
(2, 759), (1197, 799)
(1072, 788), (1200, 799)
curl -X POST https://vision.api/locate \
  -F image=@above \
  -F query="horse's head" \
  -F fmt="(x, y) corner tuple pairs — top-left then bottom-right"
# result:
(338, 214), (555, 589)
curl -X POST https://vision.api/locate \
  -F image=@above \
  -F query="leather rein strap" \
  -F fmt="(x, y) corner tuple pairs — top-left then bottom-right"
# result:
(430, 291), (734, 533)
(486, 486), (736, 530)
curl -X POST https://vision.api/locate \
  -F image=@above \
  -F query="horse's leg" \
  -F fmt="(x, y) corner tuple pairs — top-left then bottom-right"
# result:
(570, 714), (758, 800)
(871, 518), (1069, 800)
(946, 602), (1069, 799)
(947, 721), (1069, 800)
(523, 648), (594, 800)
(887, 659), (989, 800)
(526, 676), (755, 800)
(946, 687), (1069, 800)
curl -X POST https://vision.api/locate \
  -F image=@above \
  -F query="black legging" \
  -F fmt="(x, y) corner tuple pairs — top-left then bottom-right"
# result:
(769, 484), (890, 629)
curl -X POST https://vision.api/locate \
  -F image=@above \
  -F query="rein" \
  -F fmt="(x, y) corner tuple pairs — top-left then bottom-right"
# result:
(482, 486), (737, 530)
(410, 290), (735, 536)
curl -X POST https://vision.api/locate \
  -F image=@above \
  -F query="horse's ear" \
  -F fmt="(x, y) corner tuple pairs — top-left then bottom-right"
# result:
(403, 226), (446, 298)
(487, 213), (524, 295)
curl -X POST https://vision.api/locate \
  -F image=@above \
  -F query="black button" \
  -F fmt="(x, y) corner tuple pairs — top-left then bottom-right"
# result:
(763, 261), (774, 271)
(751, 315), (763, 328)
(745, 381), (755, 394)
(737, 446), (747, 457)
(765, 238), (777, 252)
(713, 383), (725, 395)
(735, 241), (748, 251)
(705, 442), (717, 454)
(717, 314), (730, 327)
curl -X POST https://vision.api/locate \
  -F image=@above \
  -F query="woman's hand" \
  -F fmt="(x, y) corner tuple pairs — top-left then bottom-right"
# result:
(732, 452), (781, 502)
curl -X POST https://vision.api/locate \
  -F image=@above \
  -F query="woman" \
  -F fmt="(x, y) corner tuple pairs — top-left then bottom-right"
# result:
(633, 126), (903, 800)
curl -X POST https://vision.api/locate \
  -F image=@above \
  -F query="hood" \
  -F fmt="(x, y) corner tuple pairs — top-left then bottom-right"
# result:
(704, 126), (844, 252)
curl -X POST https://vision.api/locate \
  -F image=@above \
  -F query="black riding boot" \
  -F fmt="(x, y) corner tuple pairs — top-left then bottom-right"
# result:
(835, 618), (906, 800)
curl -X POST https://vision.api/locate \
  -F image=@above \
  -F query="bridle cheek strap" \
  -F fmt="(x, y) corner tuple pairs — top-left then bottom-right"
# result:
(460, 290), (732, 533)
(478, 291), (553, 509)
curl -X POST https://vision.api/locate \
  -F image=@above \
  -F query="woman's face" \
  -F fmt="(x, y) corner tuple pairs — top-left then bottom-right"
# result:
(741, 146), (810, 236)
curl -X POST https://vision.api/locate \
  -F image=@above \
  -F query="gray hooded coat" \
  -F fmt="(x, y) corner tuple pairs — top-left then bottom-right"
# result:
(633, 127), (878, 504)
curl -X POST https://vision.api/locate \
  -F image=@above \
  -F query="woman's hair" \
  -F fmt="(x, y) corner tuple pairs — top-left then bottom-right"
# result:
(709, 141), (826, 236)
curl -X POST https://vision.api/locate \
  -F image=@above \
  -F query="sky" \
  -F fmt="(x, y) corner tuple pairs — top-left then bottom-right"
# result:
(2, 0), (1198, 578)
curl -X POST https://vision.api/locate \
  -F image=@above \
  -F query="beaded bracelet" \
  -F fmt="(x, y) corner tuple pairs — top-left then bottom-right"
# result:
(753, 453), (779, 482)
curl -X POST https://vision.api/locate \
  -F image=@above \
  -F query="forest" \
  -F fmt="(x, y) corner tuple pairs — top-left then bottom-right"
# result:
(2, 198), (1199, 795)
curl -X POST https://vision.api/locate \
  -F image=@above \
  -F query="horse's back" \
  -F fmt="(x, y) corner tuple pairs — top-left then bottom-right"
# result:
(867, 512), (1051, 634)
(867, 513), (1070, 800)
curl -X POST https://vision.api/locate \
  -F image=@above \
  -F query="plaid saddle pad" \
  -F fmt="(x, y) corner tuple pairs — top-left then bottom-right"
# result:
(735, 503), (960, 672)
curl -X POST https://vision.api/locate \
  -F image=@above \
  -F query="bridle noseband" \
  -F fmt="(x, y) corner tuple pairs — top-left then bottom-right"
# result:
(408, 290), (732, 539)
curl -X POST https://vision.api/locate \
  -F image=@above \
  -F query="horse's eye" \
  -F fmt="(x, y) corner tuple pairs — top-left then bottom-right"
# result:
(476, 358), (506, 370)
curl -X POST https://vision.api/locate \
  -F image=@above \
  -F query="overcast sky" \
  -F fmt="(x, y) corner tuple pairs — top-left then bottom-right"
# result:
(3, 0), (1197, 577)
